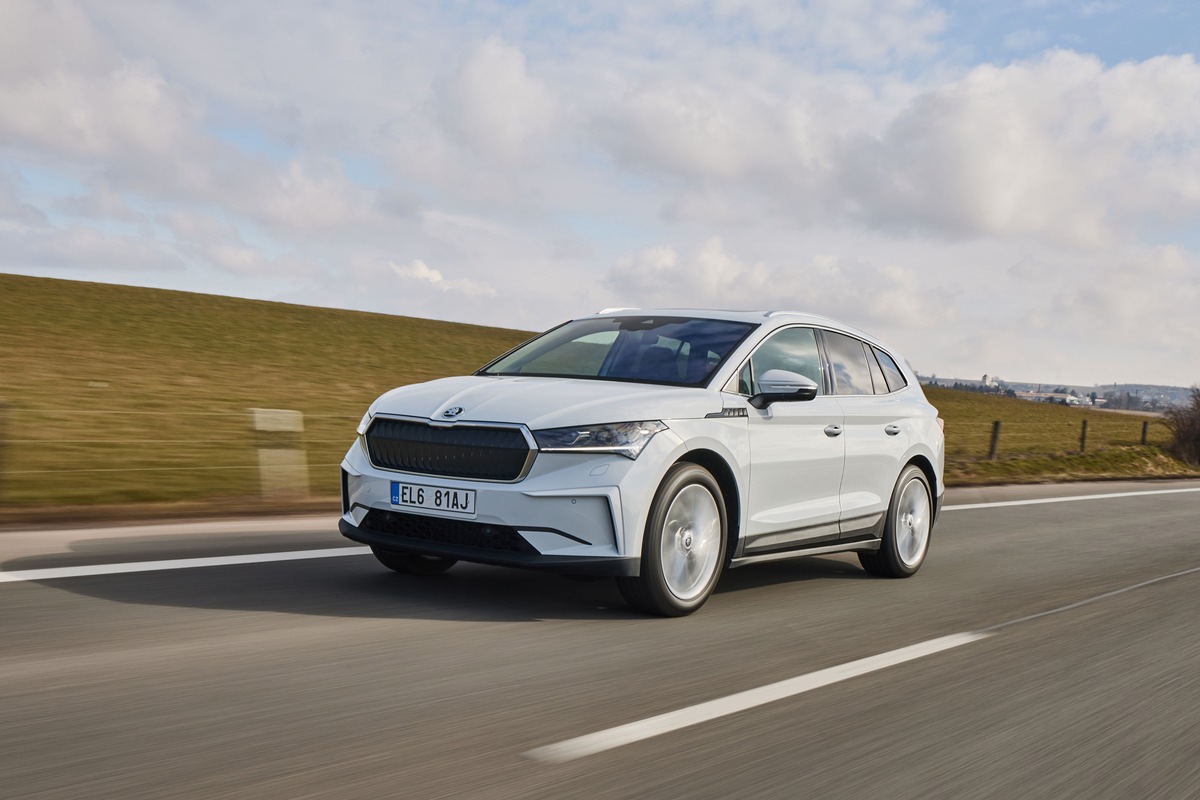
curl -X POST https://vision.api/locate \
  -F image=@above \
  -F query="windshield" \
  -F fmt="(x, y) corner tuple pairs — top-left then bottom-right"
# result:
(479, 316), (758, 387)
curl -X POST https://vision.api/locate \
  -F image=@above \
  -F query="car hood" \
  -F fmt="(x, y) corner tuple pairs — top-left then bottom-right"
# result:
(369, 375), (722, 430)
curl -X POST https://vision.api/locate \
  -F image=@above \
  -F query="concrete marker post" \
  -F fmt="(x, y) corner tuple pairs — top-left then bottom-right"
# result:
(249, 408), (309, 498)
(0, 400), (8, 504)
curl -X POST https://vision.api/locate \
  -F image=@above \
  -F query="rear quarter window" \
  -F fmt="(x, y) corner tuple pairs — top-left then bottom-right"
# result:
(872, 346), (909, 393)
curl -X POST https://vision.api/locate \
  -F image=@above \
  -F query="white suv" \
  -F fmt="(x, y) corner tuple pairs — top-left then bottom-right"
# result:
(339, 310), (944, 616)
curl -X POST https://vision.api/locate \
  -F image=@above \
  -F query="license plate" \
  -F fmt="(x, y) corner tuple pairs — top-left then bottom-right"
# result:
(391, 482), (476, 515)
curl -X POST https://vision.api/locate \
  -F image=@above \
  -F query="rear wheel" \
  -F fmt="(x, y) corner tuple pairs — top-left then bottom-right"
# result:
(617, 463), (727, 616)
(371, 546), (458, 575)
(859, 464), (931, 578)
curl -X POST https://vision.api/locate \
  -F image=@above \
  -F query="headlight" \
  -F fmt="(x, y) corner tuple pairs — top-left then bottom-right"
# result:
(533, 421), (668, 460)
(356, 411), (372, 436)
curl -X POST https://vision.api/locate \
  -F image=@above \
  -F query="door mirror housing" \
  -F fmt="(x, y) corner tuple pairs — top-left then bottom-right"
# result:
(749, 370), (820, 409)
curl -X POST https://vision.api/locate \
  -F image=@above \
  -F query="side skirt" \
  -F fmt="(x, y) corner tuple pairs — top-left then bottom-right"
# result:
(728, 537), (881, 569)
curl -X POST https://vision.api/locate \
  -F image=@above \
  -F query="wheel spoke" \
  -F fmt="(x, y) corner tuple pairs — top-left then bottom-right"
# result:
(895, 477), (931, 567)
(659, 483), (721, 601)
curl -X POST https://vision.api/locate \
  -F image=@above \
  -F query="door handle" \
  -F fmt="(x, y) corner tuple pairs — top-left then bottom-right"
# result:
(884, 424), (901, 436)
(824, 424), (843, 437)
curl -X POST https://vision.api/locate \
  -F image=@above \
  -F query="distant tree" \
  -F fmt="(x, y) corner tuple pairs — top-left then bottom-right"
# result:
(1163, 387), (1200, 466)
(1089, 392), (1098, 405)
(1005, 389), (1017, 398)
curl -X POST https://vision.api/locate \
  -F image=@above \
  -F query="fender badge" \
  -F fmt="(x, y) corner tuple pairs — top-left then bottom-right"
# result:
(442, 407), (465, 419)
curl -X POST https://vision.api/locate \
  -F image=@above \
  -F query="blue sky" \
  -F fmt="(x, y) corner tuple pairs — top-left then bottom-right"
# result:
(2, 0), (1199, 386)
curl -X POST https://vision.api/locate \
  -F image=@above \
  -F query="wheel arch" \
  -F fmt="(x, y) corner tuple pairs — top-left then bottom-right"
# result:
(675, 448), (741, 562)
(905, 453), (939, 523)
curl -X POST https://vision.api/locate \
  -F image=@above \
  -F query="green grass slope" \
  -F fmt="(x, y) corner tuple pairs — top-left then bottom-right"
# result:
(0, 274), (531, 508)
(0, 274), (1194, 515)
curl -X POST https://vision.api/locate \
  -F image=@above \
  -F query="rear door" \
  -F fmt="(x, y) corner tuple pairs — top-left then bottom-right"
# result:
(821, 330), (913, 539)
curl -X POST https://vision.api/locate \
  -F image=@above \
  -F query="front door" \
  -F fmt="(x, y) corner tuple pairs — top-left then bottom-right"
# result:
(739, 326), (846, 555)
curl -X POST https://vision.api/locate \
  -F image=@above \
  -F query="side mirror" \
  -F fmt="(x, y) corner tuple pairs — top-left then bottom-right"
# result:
(749, 370), (820, 409)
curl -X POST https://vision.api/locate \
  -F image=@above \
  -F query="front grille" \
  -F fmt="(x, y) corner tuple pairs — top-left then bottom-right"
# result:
(360, 509), (536, 554)
(365, 418), (531, 481)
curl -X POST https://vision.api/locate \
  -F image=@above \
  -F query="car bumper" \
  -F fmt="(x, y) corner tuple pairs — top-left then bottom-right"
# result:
(338, 431), (685, 577)
(338, 516), (639, 576)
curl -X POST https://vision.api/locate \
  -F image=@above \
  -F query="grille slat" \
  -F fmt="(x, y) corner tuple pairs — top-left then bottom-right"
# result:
(365, 418), (531, 481)
(361, 509), (535, 554)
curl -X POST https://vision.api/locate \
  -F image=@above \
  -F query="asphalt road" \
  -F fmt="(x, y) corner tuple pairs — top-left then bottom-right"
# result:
(3, 480), (1200, 799)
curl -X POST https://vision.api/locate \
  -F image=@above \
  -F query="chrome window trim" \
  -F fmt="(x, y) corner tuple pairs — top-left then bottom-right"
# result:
(723, 324), (829, 398)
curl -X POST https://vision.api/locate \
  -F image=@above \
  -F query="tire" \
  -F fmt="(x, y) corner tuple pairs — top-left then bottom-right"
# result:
(371, 546), (458, 575)
(859, 464), (932, 578)
(617, 463), (728, 616)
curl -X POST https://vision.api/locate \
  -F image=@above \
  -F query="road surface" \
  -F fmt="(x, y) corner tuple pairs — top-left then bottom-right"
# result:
(3, 480), (1199, 799)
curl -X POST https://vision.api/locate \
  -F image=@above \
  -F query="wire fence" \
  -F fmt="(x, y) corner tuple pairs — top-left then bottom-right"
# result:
(944, 417), (1171, 459)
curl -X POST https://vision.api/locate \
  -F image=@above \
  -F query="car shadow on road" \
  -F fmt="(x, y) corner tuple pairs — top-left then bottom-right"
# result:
(4, 536), (874, 623)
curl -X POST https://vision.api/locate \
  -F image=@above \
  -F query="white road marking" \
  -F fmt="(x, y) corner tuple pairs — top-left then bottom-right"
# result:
(982, 563), (1200, 632)
(944, 486), (1200, 511)
(526, 561), (1200, 764)
(525, 633), (993, 764)
(0, 547), (370, 583)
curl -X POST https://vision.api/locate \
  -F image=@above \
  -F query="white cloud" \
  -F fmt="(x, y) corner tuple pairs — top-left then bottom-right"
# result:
(0, 57), (201, 160)
(390, 259), (496, 297)
(443, 37), (556, 163)
(605, 237), (951, 331)
(0, 222), (184, 272)
(1, 1), (1199, 386)
(836, 51), (1200, 246)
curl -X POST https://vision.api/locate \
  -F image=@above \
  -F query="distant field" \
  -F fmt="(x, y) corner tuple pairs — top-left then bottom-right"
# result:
(924, 386), (1195, 485)
(0, 274), (1195, 515)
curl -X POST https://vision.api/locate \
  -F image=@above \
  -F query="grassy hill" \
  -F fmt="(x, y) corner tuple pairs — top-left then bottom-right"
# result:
(0, 274), (1195, 515)
(0, 274), (531, 510)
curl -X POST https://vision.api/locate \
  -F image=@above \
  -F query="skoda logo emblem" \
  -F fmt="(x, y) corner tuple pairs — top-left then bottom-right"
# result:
(442, 407), (464, 419)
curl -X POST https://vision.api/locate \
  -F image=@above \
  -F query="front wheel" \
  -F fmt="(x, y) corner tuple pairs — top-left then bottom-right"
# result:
(617, 463), (728, 616)
(371, 546), (458, 575)
(859, 464), (932, 578)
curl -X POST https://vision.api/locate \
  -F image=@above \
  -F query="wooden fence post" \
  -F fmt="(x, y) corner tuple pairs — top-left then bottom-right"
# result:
(1141, 420), (1149, 445)
(1080, 419), (1088, 453)
(988, 420), (1001, 460)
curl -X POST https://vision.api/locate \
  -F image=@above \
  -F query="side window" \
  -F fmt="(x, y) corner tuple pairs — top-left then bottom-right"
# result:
(872, 346), (909, 393)
(823, 331), (873, 396)
(745, 327), (824, 395)
(866, 346), (888, 395)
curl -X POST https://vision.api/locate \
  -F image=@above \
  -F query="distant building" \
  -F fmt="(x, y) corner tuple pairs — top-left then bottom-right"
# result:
(1016, 391), (1080, 405)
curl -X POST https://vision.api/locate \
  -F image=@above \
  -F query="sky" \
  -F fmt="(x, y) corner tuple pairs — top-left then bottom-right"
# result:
(2, 0), (1199, 387)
